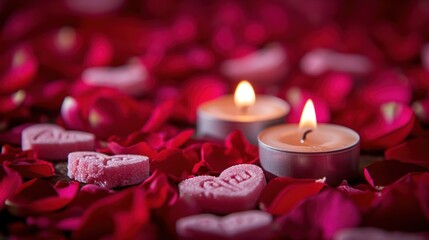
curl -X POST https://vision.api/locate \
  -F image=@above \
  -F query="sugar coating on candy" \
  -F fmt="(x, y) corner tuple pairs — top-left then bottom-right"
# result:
(178, 164), (266, 214)
(67, 151), (150, 188)
(22, 123), (95, 160)
(176, 210), (273, 240)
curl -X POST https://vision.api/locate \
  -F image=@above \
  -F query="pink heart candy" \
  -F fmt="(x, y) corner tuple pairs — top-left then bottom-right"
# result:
(178, 164), (266, 214)
(22, 123), (95, 160)
(67, 151), (150, 188)
(176, 210), (273, 240)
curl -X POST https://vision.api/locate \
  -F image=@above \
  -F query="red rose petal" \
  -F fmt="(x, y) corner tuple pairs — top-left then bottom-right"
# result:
(73, 189), (154, 240)
(6, 179), (80, 216)
(385, 137), (429, 168)
(0, 45), (37, 95)
(364, 173), (429, 231)
(1, 145), (55, 178)
(175, 75), (228, 123)
(139, 170), (178, 208)
(0, 163), (22, 211)
(337, 103), (415, 150)
(27, 184), (114, 231)
(259, 177), (325, 215)
(364, 160), (428, 188)
(201, 131), (258, 174)
(151, 148), (200, 182)
(361, 70), (412, 106)
(0, 90), (26, 115)
(107, 141), (157, 160)
(336, 183), (376, 213)
(275, 189), (361, 240)
(165, 129), (194, 149)
(142, 100), (174, 133)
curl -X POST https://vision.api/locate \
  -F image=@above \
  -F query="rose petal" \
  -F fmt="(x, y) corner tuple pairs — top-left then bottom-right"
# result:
(73, 189), (154, 239)
(259, 177), (326, 215)
(364, 173), (429, 231)
(336, 102), (415, 150)
(142, 100), (174, 133)
(0, 163), (22, 211)
(334, 227), (428, 240)
(275, 189), (361, 240)
(165, 129), (194, 149)
(6, 179), (80, 216)
(27, 184), (114, 231)
(151, 147), (200, 182)
(107, 141), (157, 160)
(336, 182), (376, 213)
(361, 70), (412, 106)
(364, 160), (428, 188)
(139, 170), (178, 208)
(1, 145), (55, 178)
(0, 45), (37, 95)
(385, 137), (429, 168)
(201, 131), (258, 174)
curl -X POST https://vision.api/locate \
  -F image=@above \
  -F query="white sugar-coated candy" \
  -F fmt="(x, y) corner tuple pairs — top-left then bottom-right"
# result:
(22, 123), (95, 160)
(176, 210), (273, 240)
(178, 164), (266, 214)
(67, 151), (150, 188)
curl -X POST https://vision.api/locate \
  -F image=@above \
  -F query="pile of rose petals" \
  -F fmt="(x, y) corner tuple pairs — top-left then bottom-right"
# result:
(1, 0), (429, 239)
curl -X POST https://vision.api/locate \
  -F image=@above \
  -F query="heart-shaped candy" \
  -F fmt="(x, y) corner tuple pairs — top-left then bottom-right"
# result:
(67, 151), (150, 188)
(22, 123), (95, 160)
(176, 210), (273, 240)
(178, 164), (266, 214)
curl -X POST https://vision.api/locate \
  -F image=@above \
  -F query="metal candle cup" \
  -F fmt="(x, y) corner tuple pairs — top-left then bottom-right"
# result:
(197, 95), (290, 144)
(258, 124), (360, 186)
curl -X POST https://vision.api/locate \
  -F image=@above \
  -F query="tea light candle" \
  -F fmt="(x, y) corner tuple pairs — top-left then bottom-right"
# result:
(197, 80), (290, 144)
(258, 99), (360, 185)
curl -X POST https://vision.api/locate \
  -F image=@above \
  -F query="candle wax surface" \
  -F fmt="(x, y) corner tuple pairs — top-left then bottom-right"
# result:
(198, 95), (289, 122)
(258, 124), (360, 153)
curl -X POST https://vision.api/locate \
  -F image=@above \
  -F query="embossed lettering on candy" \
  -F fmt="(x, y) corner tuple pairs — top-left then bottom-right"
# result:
(178, 164), (266, 214)
(67, 151), (150, 188)
(176, 210), (273, 240)
(22, 123), (95, 160)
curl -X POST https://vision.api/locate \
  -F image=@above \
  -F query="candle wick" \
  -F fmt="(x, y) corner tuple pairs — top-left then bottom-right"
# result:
(300, 129), (313, 143)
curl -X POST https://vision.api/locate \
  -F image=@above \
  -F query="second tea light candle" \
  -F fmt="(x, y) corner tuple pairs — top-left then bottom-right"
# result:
(197, 80), (290, 144)
(258, 99), (360, 185)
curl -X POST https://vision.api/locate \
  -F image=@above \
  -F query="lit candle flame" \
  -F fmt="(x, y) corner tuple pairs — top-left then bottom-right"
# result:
(234, 80), (255, 113)
(299, 99), (317, 130)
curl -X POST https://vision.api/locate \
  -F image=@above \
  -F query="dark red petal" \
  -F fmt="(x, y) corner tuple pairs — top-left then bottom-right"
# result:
(259, 177), (325, 215)
(139, 170), (178, 208)
(364, 160), (428, 188)
(364, 173), (429, 231)
(6, 179), (79, 216)
(5, 159), (55, 178)
(73, 189), (152, 240)
(151, 148), (199, 182)
(165, 129), (194, 149)
(27, 184), (114, 231)
(0, 163), (23, 211)
(107, 141), (157, 160)
(142, 100), (174, 133)
(385, 137), (429, 168)
(275, 189), (361, 240)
